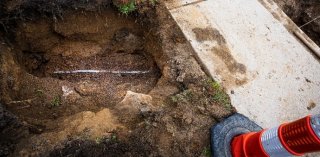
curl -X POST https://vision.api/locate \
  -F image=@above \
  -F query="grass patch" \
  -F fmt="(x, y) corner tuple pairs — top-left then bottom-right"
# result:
(35, 89), (45, 97)
(206, 79), (232, 110)
(51, 95), (61, 107)
(95, 137), (104, 144)
(111, 133), (117, 142)
(150, 0), (158, 5)
(202, 147), (211, 157)
(118, 0), (136, 15)
(169, 79), (232, 111)
(116, 0), (158, 14)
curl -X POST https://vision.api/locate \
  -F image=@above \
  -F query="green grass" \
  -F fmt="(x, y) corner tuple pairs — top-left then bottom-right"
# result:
(51, 95), (61, 107)
(95, 134), (117, 144)
(35, 89), (45, 98)
(111, 133), (117, 141)
(150, 0), (158, 5)
(202, 147), (211, 157)
(118, 0), (136, 15)
(171, 95), (179, 103)
(116, 0), (158, 14)
(206, 79), (232, 110)
(95, 137), (104, 144)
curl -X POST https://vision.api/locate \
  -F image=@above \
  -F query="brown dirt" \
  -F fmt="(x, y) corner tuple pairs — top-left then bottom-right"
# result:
(0, 1), (235, 157)
(273, 0), (320, 46)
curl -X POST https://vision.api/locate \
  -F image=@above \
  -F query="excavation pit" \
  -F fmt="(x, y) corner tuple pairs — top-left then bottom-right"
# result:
(0, 1), (235, 156)
(16, 9), (160, 85)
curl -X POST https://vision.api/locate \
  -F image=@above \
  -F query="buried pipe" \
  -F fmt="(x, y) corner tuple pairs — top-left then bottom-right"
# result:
(53, 69), (152, 75)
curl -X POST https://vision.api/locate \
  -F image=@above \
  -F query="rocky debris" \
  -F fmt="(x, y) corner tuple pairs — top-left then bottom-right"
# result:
(115, 91), (156, 122)
(62, 86), (74, 97)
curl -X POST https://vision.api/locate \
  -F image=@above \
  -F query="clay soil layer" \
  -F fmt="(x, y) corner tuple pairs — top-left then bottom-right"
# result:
(0, 1), (234, 156)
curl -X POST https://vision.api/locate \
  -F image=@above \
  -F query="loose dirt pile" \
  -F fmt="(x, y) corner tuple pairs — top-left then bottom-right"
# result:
(273, 0), (320, 46)
(0, 1), (234, 156)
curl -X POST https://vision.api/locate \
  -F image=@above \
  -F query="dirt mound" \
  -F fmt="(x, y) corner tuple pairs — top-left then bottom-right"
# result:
(0, 1), (234, 156)
(16, 108), (122, 156)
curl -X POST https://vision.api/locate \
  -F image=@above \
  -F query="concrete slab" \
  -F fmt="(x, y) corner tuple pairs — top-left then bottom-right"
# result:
(165, 0), (320, 130)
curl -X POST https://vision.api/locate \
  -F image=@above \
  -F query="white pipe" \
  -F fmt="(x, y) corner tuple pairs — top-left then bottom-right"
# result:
(53, 69), (151, 74)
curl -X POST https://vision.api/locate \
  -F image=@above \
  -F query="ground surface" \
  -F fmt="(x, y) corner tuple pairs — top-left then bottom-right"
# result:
(165, 0), (320, 130)
(0, 1), (234, 156)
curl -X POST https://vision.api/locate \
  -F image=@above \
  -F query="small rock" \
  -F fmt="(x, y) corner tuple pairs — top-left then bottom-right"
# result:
(62, 86), (74, 97)
(305, 78), (312, 83)
(75, 81), (101, 96)
(176, 72), (186, 82)
(115, 91), (155, 122)
(307, 101), (316, 110)
(197, 106), (206, 113)
(140, 106), (151, 114)
(183, 113), (193, 125)
(152, 122), (158, 127)
(62, 86), (81, 103)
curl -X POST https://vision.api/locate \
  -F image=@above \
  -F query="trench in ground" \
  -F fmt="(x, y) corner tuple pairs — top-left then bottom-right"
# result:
(8, 9), (162, 121)
(0, 6), (166, 156)
(0, 2), (236, 156)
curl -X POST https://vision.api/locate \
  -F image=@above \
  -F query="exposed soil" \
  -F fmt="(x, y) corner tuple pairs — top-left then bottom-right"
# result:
(273, 0), (320, 46)
(0, 1), (234, 157)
